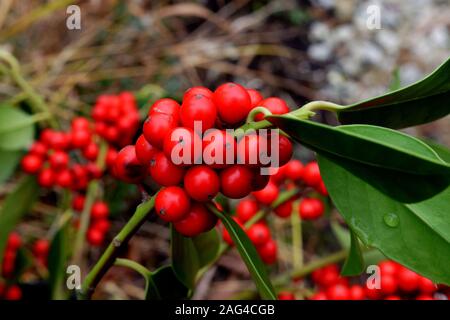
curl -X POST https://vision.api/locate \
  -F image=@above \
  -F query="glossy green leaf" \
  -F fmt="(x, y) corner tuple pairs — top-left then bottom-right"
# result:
(423, 140), (450, 163)
(214, 209), (276, 300)
(0, 150), (21, 183)
(341, 231), (364, 276)
(0, 106), (35, 150)
(48, 221), (70, 299)
(337, 57), (450, 128)
(318, 153), (450, 284)
(148, 266), (189, 300)
(267, 116), (450, 176)
(0, 176), (39, 268)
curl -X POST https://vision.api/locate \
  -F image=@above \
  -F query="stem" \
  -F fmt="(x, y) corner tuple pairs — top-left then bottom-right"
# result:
(80, 195), (156, 299)
(246, 106), (272, 123)
(291, 200), (302, 269)
(293, 100), (345, 115)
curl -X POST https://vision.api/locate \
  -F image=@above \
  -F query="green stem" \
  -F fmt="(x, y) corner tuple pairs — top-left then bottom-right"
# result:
(291, 200), (302, 269)
(293, 100), (345, 115)
(246, 106), (272, 123)
(80, 195), (157, 299)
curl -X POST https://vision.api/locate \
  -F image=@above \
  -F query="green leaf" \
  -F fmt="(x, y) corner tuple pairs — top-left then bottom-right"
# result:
(149, 266), (189, 300)
(0, 106), (35, 150)
(423, 140), (450, 163)
(213, 209), (276, 300)
(0, 150), (22, 183)
(171, 227), (220, 289)
(48, 221), (70, 299)
(337, 57), (450, 128)
(341, 231), (364, 276)
(0, 176), (39, 268)
(267, 116), (450, 176)
(318, 153), (450, 284)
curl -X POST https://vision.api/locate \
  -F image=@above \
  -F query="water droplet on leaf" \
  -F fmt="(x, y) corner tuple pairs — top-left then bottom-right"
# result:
(384, 213), (399, 228)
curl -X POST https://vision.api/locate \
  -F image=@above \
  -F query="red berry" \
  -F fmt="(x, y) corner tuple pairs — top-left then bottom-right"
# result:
(173, 203), (217, 237)
(326, 284), (350, 300)
(220, 165), (254, 199)
(91, 219), (111, 234)
(135, 135), (158, 166)
(82, 142), (99, 161)
(33, 239), (50, 258)
(114, 145), (147, 183)
(316, 180), (328, 196)
(143, 113), (178, 149)
(4, 285), (22, 300)
(55, 169), (72, 188)
(38, 168), (55, 187)
(278, 292), (295, 300)
(257, 239), (277, 264)
(303, 161), (322, 187)
(202, 129), (236, 168)
(7, 232), (21, 250)
(271, 134), (293, 166)
(180, 94), (217, 132)
(105, 126), (119, 142)
(71, 117), (91, 131)
(87, 228), (104, 247)
(71, 130), (91, 148)
(252, 181), (279, 205)
(380, 274), (398, 295)
(251, 170), (270, 191)
(237, 133), (268, 167)
(379, 260), (399, 276)
(72, 194), (85, 211)
(418, 276), (436, 294)
(365, 286), (382, 300)
(148, 98), (181, 124)
(213, 83), (252, 125)
(49, 131), (71, 150)
(49, 150), (69, 170)
(21, 154), (43, 174)
(163, 127), (201, 166)
(91, 201), (109, 220)
(310, 292), (327, 300)
(274, 199), (294, 218)
(247, 222), (271, 246)
(397, 267), (420, 292)
(284, 160), (303, 181)
(183, 87), (213, 101)
(246, 89), (263, 108)
(255, 97), (289, 121)
(349, 285), (366, 300)
(29, 141), (47, 158)
(106, 148), (118, 168)
(299, 198), (324, 220)
(149, 152), (185, 186)
(155, 186), (191, 222)
(184, 166), (220, 202)
(236, 199), (259, 223)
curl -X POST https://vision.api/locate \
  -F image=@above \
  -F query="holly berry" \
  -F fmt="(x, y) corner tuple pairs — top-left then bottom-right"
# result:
(33, 239), (50, 258)
(72, 194), (85, 211)
(237, 133), (268, 167)
(349, 285), (366, 300)
(148, 98), (181, 124)
(252, 180), (279, 205)
(163, 127), (201, 165)
(49, 150), (69, 170)
(257, 239), (277, 264)
(82, 142), (99, 161)
(326, 284), (350, 300)
(283, 160), (303, 181)
(236, 199), (259, 223)
(71, 129), (91, 148)
(270, 134), (293, 167)
(183, 86), (213, 101)
(135, 134), (158, 166)
(246, 89), (263, 108)
(71, 117), (91, 131)
(143, 113), (178, 149)
(180, 94), (217, 132)
(114, 145), (147, 183)
(418, 276), (436, 294)
(247, 222), (271, 246)
(87, 228), (104, 247)
(202, 129), (236, 168)
(38, 168), (55, 187)
(183, 165), (220, 202)
(299, 198), (324, 220)
(380, 274), (398, 295)
(7, 232), (22, 250)
(149, 152), (185, 186)
(397, 267), (420, 292)
(278, 292), (295, 300)
(55, 169), (72, 188)
(29, 141), (47, 157)
(219, 165), (254, 199)
(213, 83), (252, 125)
(173, 203), (217, 237)
(302, 161), (321, 187)
(91, 201), (110, 220)
(155, 186), (191, 222)
(274, 199), (294, 218)
(255, 97), (289, 121)
(4, 285), (22, 300)
(21, 154), (43, 174)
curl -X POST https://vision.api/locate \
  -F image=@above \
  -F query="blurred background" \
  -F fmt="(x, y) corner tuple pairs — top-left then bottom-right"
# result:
(0, 0), (449, 299)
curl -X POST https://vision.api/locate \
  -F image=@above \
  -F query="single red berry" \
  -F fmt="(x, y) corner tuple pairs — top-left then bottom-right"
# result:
(135, 135), (159, 166)
(105, 126), (120, 142)
(202, 129), (236, 168)
(180, 94), (217, 132)
(349, 285), (366, 300)
(237, 133), (268, 167)
(299, 198), (324, 220)
(303, 161), (322, 187)
(49, 150), (69, 170)
(283, 160), (303, 181)
(213, 83), (252, 125)
(91, 219), (111, 234)
(7, 232), (22, 250)
(33, 239), (50, 258)
(236, 199), (259, 223)
(72, 194), (85, 211)
(143, 113), (178, 149)
(255, 97), (289, 121)
(91, 201), (110, 220)
(87, 228), (104, 247)
(82, 142), (99, 161)
(246, 89), (263, 108)
(148, 98), (181, 124)
(37, 168), (55, 187)
(4, 285), (22, 300)
(71, 117), (91, 131)
(397, 267), (420, 292)
(274, 199), (294, 218)
(326, 284), (350, 300)
(379, 260), (399, 276)
(247, 222), (271, 246)
(49, 131), (71, 150)
(252, 181), (279, 205)
(106, 147), (118, 168)
(184, 166), (220, 202)
(21, 154), (43, 174)
(183, 86), (213, 101)
(278, 292), (295, 300)
(71, 129), (91, 149)
(40, 128), (55, 146)
(55, 169), (72, 188)
(380, 274), (398, 295)
(113, 145), (147, 183)
(173, 203), (217, 237)
(163, 127), (201, 166)
(149, 152), (185, 186)
(418, 276), (436, 294)
(312, 264), (339, 287)
(155, 186), (191, 222)
(220, 165), (254, 199)
(29, 141), (47, 158)
(257, 239), (277, 264)
(270, 134), (293, 166)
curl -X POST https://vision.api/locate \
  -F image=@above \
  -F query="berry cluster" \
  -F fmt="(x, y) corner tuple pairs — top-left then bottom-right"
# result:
(114, 84), (294, 237)
(72, 196), (111, 247)
(1, 233), (21, 278)
(278, 261), (443, 300)
(92, 92), (140, 147)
